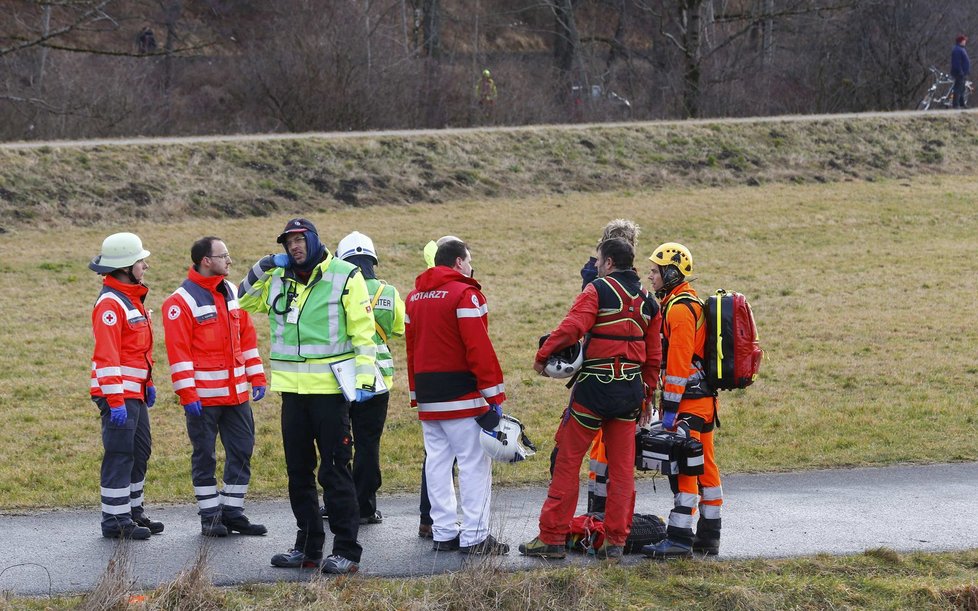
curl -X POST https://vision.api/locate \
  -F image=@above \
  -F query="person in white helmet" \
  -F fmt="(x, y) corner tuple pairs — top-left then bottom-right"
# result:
(335, 231), (405, 525)
(88, 232), (162, 540)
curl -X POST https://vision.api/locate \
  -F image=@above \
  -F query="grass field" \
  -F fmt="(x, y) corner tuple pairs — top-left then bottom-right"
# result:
(0, 174), (976, 509)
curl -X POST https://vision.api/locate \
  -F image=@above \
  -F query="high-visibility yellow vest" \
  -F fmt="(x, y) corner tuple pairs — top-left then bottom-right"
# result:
(365, 278), (405, 389)
(238, 254), (377, 395)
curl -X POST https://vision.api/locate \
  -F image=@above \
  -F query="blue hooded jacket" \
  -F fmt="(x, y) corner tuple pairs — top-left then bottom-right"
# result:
(952, 43), (971, 78)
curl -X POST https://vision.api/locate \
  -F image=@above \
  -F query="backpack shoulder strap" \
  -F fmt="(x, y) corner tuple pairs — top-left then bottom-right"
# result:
(664, 292), (704, 330)
(370, 283), (388, 343)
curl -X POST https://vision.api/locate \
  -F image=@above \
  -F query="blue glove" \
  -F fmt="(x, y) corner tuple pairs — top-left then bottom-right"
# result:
(272, 253), (290, 268)
(354, 388), (376, 403)
(109, 406), (127, 427)
(145, 386), (156, 408)
(662, 410), (677, 431)
(252, 385), (266, 402)
(475, 402), (503, 431)
(184, 400), (202, 417)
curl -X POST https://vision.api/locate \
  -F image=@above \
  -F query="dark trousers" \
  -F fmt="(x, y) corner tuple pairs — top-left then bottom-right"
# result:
(351, 391), (389, 518)
(186, 401), (255, 519)
(96, 397), (151, 527)
(954, 76), (969, 108)
(281, 392), (361, 562)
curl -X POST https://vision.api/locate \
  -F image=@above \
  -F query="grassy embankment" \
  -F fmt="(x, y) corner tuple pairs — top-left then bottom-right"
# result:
(1, 142), (977, 506)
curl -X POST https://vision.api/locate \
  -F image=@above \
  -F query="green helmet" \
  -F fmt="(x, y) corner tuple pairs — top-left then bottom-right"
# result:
(89, 232), (150, 273)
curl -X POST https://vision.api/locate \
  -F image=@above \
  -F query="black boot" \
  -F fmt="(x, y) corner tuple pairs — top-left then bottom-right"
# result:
(133, 514), (164, 534)
(201, 515), (228, 537)
(223, 514), (267, 536)
(102, 522), (152, 540)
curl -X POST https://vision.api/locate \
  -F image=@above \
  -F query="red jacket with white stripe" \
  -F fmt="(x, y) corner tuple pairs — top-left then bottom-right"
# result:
(405, 266), (506, 421)
(90, 276), (155, 408)
(162, 267), (266, 407)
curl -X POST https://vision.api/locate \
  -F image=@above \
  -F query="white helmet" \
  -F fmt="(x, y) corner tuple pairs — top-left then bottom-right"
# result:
(89, 232), (151, 273)
(480, 414), (537, 463)
(539, 335), (584, 379)
(336, 231), (378, 263)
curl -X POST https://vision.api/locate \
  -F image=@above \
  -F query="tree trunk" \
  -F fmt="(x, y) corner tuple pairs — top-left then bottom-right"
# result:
(34, 4), (51, 91)
(681, 0), (702, 118)
(553, 0), (582, 93)
(161, 0), (183, 131)
(422, 0), (440, 58)
(762, 0), (774, 67)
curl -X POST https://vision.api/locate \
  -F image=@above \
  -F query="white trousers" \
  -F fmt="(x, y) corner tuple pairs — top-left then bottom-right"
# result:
(422, 417), (492, 547)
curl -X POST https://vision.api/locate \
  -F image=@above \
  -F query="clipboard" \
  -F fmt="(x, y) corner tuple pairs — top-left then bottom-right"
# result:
(329, 358), (388, 402)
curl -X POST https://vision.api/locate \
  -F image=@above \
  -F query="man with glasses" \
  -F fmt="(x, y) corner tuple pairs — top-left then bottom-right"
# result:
(162, 236), (268, 538)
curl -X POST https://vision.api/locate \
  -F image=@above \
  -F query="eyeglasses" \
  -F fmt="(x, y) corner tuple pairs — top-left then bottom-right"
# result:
(207, 253), (231, 260)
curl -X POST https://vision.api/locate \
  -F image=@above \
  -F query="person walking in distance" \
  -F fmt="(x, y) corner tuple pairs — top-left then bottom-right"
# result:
(951, 34), (971, 109)
(405, 238), (510, 555)
(162, 237), (268, 538)
(642, 242), (722, 559)
(521, 238), (661, 560)
(88, 232), (163, 540)
(238, 218), (376, 575)
(335, 231), (405, 526)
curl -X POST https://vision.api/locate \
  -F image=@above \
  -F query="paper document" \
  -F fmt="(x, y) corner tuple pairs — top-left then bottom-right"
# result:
(329, 358), (387, 402)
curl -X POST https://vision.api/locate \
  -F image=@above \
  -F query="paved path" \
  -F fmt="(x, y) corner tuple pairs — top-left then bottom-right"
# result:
(1, 462), (975, 596)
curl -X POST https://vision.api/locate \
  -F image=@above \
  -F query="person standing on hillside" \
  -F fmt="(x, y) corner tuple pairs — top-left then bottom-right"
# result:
(162, 236), (268, 538)
(641, 242), (722, 559)
(238, 218), (376, 575)
(88, 232), (163, 540)
(476, 68), (498, 120)
(951, 35), (971, 109)
(521, 238), (661, 560)
(335, 231), (405, 526)
(405, 237), (510, 555)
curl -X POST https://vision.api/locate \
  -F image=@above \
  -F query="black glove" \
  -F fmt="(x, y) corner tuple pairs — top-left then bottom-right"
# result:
(475, 403), (502, 431)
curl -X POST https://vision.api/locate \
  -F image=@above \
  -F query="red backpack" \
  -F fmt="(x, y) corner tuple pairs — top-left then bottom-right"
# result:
(667, 289), (763, 391)
(703, 289), (763, 390)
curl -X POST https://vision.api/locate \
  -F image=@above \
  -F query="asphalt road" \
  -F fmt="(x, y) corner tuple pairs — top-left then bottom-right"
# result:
(1, 462), (975, 596)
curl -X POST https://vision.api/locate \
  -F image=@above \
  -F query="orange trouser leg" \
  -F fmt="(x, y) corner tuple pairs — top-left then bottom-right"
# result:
(665, 398), (720, 545)
(587, 429), (608, 513)
(599, 417), (636, 546)
(697, 428), (722, 541)
(539, 405), (600, 546)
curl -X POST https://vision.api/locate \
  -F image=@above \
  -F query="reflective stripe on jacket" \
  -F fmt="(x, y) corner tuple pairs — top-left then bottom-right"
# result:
(405, 265), (506, 420)
(162, 267), (266, 407)
(237, 252), (377, 394)
(90, 276), (154, 408)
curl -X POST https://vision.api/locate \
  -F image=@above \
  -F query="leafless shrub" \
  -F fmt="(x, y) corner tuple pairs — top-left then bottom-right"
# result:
(149, 544), (225, 611)
(76, 540), (135, 611)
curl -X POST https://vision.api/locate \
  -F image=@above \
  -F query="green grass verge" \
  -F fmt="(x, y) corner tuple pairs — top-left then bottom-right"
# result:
(8, 548), (978, 610)
(0, 175), (976, 508)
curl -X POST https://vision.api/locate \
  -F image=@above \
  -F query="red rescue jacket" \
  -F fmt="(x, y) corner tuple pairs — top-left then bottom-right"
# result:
(162, 267), (266, 407)
(405, 266), (506, 420)
(90, 276), (154, 408)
